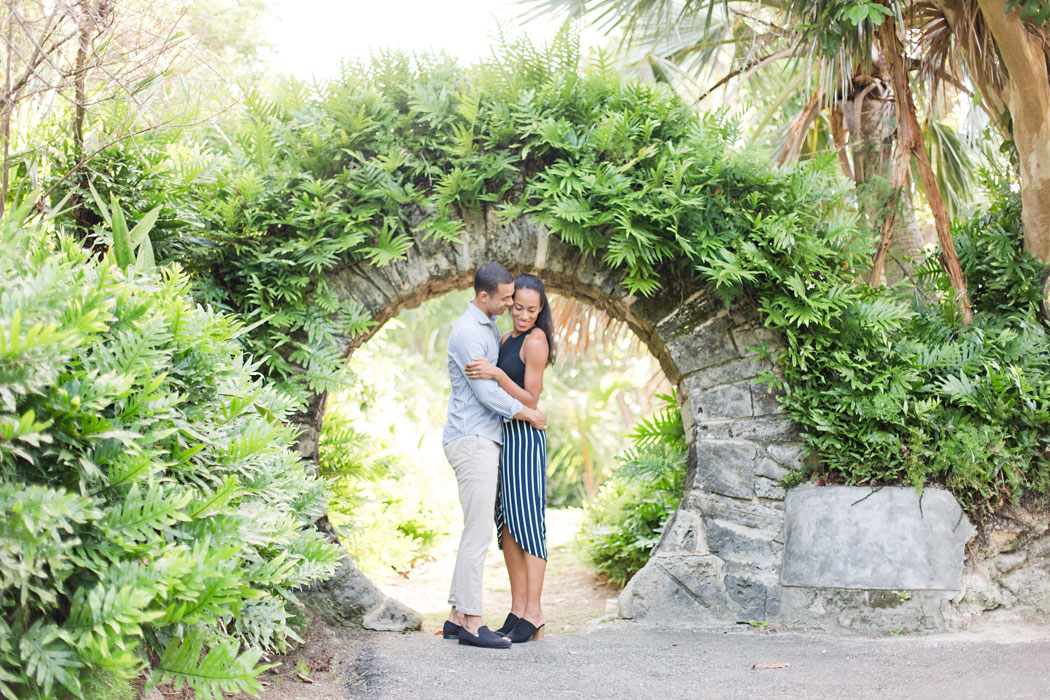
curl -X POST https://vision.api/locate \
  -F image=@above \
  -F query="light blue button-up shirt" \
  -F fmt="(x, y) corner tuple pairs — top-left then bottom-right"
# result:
(442, 302), (524, 445)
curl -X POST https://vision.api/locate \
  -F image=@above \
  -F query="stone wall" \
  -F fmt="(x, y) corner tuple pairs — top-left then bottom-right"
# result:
(300, 208), (800, 629)
(618, 298), (798, 624)
(957, 506), (1050, 623)
(295, 206), (1046, 634)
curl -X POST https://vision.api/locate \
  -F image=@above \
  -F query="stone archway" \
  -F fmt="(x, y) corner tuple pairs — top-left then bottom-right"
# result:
(300, 204), (804, 626)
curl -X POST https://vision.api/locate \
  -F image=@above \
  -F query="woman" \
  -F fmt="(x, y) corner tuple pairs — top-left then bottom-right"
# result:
(465, 273), (555, 643)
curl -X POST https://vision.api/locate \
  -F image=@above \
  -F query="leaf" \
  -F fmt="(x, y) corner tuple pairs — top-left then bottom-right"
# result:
(110, 194), (133, 268)
(151, 629), (272, 700)
(130, 205), (163, 247)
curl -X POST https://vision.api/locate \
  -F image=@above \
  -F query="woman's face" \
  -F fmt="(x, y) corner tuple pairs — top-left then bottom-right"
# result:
(511, 288), (542, 334)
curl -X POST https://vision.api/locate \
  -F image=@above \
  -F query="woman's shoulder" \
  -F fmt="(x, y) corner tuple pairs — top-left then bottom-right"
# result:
(525, 327), (548, 346)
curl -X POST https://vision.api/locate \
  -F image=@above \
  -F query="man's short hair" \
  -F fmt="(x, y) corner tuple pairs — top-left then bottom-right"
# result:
(474, 262), (513, 296)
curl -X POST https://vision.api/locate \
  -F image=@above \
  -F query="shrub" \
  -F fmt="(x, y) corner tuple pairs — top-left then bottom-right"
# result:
(787, 184), (1050, 515)
(0, 199), (339, 699)
(578, 394), (686, 586)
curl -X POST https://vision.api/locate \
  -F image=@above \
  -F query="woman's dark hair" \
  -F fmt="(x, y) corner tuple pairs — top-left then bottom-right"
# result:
(514, 274), (557, 366)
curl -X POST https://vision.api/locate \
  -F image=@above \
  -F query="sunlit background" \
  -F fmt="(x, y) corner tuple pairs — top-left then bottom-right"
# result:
(261, 0), (604, 79)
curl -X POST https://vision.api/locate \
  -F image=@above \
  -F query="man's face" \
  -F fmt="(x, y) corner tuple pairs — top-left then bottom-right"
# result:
(480, 282), (515, 316)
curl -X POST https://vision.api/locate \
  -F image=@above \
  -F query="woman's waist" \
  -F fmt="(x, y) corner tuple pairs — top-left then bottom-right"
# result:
(503, 418), (547, 434)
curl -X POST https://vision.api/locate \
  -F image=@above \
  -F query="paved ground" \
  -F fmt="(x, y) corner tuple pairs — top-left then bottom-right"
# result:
(347, 618), (1050, 699)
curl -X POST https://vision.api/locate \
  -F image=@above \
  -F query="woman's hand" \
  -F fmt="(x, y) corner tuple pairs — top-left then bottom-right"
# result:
(465, 357), (500, 380)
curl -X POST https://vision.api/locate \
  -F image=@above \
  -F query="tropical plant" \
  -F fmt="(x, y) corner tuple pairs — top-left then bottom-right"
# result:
(528, 0), (1050, 271)
(55, 30), (1046, 517)
(578, 393), (687, 586)
(0, 196), (339, 699)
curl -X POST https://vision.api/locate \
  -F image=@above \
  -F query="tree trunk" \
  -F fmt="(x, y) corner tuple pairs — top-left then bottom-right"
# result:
(977, 0), (1050, 263)
(843, 75), (926, 286)
(778, 91), (822, 164)
(1, 2), (14, 217)
(72, 1), (90, 158)
(873, 12), (972, 322)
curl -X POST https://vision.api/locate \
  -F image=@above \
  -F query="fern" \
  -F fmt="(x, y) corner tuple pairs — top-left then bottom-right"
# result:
(1, 211), (339, 697)
(151, 630), (271, 700)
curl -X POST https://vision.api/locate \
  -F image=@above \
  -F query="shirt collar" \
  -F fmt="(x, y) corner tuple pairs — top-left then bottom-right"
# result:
(466, 301), (498, 325)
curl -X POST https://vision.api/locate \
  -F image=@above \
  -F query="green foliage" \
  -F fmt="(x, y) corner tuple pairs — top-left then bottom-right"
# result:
(578, 394), (687, 586)
(1005, 0), (1050, 26)
(786, 183), (1050, 515)
(0, 203), (339, 699)
(55, 33), (1049, 518)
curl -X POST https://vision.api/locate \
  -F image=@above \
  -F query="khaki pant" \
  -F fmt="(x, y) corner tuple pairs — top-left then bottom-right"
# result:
(444, 434), (501, 616)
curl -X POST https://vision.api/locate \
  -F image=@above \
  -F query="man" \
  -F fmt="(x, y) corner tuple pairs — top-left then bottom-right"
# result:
(441, 262), (547, 648)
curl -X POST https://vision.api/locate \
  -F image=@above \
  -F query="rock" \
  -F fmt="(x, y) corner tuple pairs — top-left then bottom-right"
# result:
(363, 598), (423, 632)
(765, 442), (806, 470)
(690, 381), (754, 419)
(754, 475), (786, 500)
(691, 440), (759, 499)
(618, 553), (733, 623)
(780, 587), (953, 633)
(704, 518), (781, 560)
(680, 356), (771, 396)
(664, 315), (741, 375)
(655, 509), (709, 553)
(694, 415), (800, 442)
(750, 378), (784, 416)
(959, 566), (1014, 613)
(999, 564), (1050, 614)
(300, 552), (422, 632)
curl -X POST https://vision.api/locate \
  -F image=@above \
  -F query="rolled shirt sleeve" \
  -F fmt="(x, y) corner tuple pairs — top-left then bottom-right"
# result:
(449, 337), (524, 420)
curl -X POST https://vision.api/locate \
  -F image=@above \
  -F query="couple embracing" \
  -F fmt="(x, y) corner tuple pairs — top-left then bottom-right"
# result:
(440, 262), (556, 649)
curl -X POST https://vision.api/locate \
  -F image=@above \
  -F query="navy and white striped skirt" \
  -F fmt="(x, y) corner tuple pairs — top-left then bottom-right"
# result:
(495, 419), (547, 560)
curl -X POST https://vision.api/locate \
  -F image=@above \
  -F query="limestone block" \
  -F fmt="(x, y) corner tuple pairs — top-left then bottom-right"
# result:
(958, 566), (1014, 613)
(680, 356), (770, 395)
(655, 509), (709, 553)
(690, 381), (754, 420)
(663, 314), (740, 376)
(618, 553), (732, 622)
(731, 324), (781, 357)
(690, 440), (759, 499)
(724, 563), (781, 620)
(754, 475), (787, 500)
(652, 289), (726, 339)
(689, 490), (785, 531)
(363, 597), (424, 632)
(999, 564), (1050, 613)
(755, 457), (790, 482)
(704, 517), (782, 559)
(781, 486), (975, 591)
(750, 378), (785, 416)
(765, 443), (806, 471)
(485, 210), (540, 272)
(300, 553), (422, 632)
(780, 586), (953, 633)
(695, 415), (800, 442)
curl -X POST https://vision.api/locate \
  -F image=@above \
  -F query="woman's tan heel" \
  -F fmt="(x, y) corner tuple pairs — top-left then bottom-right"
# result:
(531, 625), (545, 641)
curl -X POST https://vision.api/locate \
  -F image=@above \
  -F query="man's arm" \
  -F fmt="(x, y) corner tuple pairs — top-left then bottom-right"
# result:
(452, 336), (546, 430)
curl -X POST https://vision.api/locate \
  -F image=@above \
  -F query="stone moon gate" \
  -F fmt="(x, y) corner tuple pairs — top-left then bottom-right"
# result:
(299, 206), (802, 626)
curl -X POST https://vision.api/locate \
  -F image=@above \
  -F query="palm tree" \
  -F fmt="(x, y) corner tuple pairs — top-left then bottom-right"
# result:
(524, 1), (1050, 319)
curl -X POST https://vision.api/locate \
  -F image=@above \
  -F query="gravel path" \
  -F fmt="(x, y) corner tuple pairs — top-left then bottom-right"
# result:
(347, 618), (1050, 699)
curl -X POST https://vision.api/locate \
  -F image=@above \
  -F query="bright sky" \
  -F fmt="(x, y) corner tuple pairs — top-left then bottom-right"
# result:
(260, 0), (604, 80)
